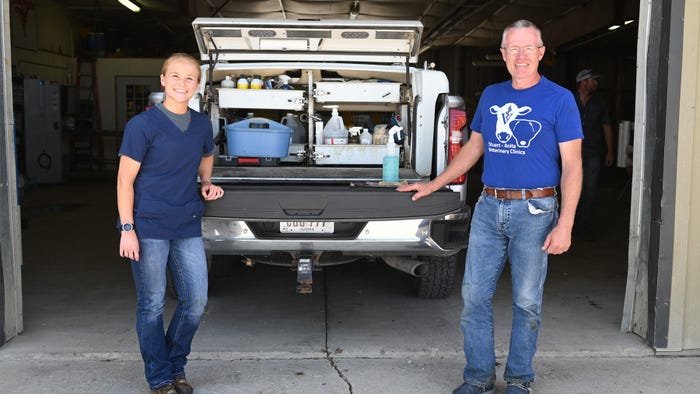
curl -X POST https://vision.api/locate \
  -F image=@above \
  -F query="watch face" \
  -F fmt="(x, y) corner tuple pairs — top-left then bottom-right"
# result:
(122, 223), (134, 232)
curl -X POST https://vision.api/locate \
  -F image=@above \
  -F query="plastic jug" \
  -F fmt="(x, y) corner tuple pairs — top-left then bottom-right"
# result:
(281, 113), (307, 144)
(323, 105), (348, 145)
(221, 75), (235, 88)
(360, 128), (372, 145)
(382, 126), (402, 183)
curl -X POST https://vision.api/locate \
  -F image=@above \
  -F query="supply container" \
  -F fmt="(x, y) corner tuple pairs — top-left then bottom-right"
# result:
(250, 75), (263, 89)
(348, 127), (362, 144)
(225, 117), (292, 158)
(221, 76), (235, 88)
(323, 105), (348, 145)
(360, 128), (372, 144)
(236, 75), (249, 89)
(315, 120), (324, 144)
(373, 124), (388, 145)
(280, 113), (307, 143)
(382, 126), (402, 183)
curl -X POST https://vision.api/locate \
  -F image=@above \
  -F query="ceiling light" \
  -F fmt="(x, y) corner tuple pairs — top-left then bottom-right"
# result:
(608, 24), (621, 31)
(624, 19), (635, 25)
(118, 0), (141, 13)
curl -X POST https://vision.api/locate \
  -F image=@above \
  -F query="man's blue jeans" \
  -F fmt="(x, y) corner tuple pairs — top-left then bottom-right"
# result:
(131, 237), (208, 390)
(460, 191), (558, 387)
(576, 152), (602, 235)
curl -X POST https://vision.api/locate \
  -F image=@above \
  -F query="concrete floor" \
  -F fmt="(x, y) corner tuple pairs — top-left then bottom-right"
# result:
(1, 175), (698, 393)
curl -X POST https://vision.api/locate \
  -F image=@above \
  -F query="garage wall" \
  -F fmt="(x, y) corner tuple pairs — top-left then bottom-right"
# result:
(10, 0), (74, 83)
(95, 58), (163, 131)
(667, 0), (700, 352)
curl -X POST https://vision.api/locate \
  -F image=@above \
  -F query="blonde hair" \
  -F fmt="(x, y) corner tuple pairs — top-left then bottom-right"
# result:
(161, 52), (201, 80)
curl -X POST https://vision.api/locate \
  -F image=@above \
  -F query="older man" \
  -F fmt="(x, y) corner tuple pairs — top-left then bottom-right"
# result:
(398, 20), (583, 394)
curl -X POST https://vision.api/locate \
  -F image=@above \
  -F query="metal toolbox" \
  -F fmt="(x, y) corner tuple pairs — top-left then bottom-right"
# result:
(218, 88), (306, 110)
(313, 82), (401, 103)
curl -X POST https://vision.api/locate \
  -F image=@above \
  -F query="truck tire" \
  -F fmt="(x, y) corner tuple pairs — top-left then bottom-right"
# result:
(416, 255), (458, 298)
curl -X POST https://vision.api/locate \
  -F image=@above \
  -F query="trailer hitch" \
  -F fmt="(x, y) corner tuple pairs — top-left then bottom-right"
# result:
(296, 255), (314, 294)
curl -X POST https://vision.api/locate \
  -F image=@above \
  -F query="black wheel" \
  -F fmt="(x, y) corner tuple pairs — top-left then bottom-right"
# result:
(416, 255), (458, 298)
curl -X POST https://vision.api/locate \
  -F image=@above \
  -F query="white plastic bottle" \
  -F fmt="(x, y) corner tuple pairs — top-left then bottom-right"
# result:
(323, 105), (348, 145)
(382, 126), (402, 183)
(281, 113), (306, 143)
(360, 128), (372, 145)
(221, 75), (235, 88)
(315, 120), (324, 145)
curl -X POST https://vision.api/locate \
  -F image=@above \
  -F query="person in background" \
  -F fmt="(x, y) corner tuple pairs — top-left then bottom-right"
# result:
(398, 20), (582, 394)
(117, 52), (224, 394)
(573, 69), (615, 241)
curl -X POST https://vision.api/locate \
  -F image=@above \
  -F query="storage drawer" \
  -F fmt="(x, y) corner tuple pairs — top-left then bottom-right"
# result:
(314, 82), (401, 103)
(218, 88), (306, 110)
(314, 144), (387, 165)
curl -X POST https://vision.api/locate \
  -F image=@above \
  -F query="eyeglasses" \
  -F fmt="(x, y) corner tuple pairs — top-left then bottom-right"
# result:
(501, 46), (543, 56)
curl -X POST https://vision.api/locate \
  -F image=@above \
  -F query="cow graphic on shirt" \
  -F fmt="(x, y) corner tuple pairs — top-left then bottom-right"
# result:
(489, 103), (542, 148)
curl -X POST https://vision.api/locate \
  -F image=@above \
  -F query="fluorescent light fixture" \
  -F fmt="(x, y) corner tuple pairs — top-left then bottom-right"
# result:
(608, 24), (621, 31)
(624, 19), (635, 25)
(119, 0), (141, 13)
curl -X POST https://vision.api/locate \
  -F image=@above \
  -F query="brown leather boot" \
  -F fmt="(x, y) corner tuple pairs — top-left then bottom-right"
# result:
(173, 376), (194, 394)
(151, 384), (177, 394)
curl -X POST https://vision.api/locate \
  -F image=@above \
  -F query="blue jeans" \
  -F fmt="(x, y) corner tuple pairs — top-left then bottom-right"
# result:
(131, 237), (208, 390)
(460, 192), (558, 386)
(576, 153), (602, 235)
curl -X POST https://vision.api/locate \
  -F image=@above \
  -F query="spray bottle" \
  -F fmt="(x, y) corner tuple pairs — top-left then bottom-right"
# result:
(382, 125), (402, 183)
(276, 74), (294, 89)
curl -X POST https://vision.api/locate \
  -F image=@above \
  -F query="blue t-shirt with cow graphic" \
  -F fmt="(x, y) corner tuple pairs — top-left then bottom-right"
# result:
(470, 76), (583, 189)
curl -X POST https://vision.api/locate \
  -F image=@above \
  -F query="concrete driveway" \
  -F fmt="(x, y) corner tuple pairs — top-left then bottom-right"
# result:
(2, 180), (697, 393)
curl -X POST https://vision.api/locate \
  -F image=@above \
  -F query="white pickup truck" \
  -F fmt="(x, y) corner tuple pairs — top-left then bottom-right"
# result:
(190, 18), (470, 297)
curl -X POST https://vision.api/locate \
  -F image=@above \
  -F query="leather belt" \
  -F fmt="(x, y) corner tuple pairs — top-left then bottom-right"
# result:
(484, 187), (556, 200)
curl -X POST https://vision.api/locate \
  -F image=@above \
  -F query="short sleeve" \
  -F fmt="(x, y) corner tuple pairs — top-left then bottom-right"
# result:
(119, 115), (150, 163)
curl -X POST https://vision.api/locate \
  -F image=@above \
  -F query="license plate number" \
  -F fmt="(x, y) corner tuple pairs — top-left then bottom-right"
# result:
(280, 221), (334, 233)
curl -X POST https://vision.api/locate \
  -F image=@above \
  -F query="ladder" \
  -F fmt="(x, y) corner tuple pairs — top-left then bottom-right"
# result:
(70, 58), (104, 171)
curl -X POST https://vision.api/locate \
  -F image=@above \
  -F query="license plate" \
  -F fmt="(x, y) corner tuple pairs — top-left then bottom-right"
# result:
(280, 221), (334, 233)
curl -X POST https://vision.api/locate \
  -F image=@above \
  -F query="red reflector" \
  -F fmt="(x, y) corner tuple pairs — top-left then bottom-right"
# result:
(238, 157), (260, 164)
(448, 108), (467, 184)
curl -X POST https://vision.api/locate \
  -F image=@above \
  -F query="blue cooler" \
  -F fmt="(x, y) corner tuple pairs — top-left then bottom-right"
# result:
(225, 117), (292, 159)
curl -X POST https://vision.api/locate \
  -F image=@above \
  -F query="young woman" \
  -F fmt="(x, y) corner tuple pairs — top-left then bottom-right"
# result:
(117, 53), (224, 394)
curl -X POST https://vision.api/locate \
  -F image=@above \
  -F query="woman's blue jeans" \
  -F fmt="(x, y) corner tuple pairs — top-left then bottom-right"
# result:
(460, 192), (558, 387)
(131, 237), (208, 390)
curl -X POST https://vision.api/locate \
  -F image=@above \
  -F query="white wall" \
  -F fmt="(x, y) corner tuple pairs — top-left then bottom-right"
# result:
(95, 58), (163, 131)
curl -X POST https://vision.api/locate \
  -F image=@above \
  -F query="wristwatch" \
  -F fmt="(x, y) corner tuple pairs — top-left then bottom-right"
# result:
(120, 223), (135, 232)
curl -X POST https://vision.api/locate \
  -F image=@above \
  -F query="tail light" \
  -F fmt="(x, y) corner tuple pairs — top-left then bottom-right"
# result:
(448, 108), (467, 184)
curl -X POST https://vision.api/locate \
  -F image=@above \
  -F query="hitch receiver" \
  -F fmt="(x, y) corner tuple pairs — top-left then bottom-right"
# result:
(296, 256), (313, 294)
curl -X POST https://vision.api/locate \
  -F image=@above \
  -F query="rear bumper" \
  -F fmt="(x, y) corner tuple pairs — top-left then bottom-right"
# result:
(202, 209), (470, 256)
